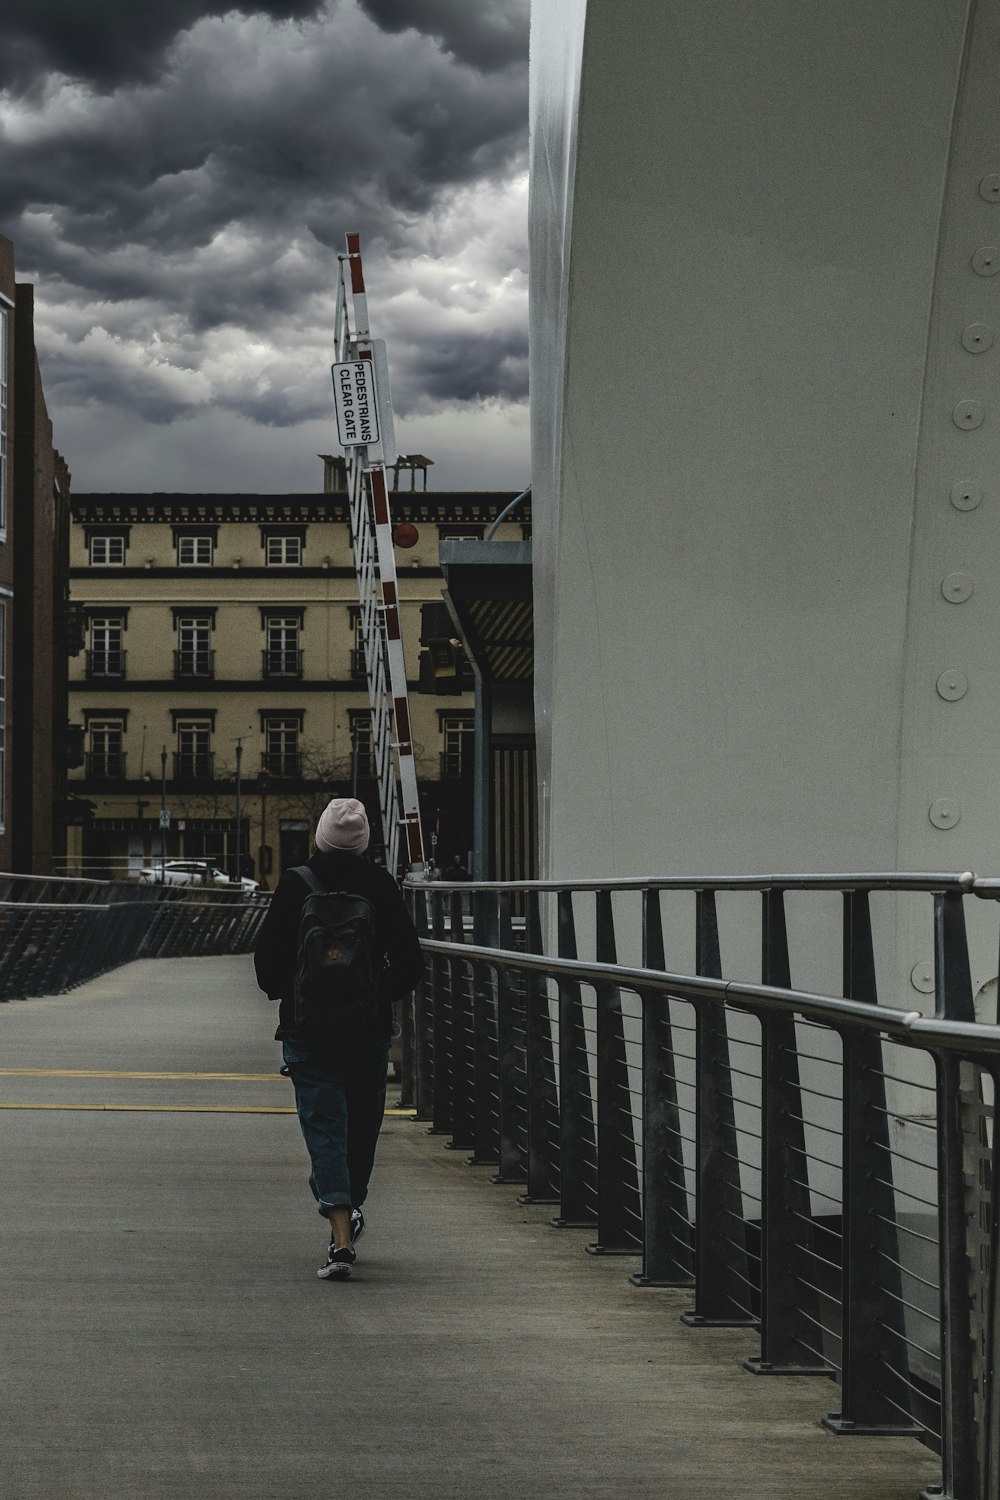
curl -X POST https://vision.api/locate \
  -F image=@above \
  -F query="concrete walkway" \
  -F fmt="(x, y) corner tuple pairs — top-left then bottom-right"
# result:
(0, 957), (939, 1500)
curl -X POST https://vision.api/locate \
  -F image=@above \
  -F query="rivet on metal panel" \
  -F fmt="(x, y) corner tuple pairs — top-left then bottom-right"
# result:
(936, 670), (969, 701)
(941, 572), (974, 603)
(950, 481), (982, 511)
(928, 798), (962, 830)
(961, 323), (994, 353)
(910, 961), (935, 994)
(979, 174), (1000, 202)
(952, 399), (985, 430)
(972, 246), (1000, 276)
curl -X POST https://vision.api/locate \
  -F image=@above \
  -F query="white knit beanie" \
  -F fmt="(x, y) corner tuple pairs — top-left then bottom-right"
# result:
(314, 797), (370, 854)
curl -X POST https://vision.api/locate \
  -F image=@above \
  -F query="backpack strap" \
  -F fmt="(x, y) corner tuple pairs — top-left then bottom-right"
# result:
(289, 864), (324, 896)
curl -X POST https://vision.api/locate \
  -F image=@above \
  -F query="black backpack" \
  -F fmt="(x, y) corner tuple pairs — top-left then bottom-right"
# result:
(290, 866), (380, 1036)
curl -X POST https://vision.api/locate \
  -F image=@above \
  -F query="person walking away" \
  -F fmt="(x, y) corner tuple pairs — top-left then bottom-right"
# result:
(253, 797), (424, 1279)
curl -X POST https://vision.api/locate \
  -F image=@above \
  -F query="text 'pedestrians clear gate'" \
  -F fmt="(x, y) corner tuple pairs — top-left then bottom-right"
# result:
(332, 359), (380, 447)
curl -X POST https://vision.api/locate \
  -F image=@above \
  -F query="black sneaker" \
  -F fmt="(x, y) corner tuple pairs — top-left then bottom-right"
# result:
(350, 1208), (365, 1245)
(318, 1244), (356, 1280)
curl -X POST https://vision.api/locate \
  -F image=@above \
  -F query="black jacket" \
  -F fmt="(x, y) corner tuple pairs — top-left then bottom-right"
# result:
(253, 850), (425, 1039)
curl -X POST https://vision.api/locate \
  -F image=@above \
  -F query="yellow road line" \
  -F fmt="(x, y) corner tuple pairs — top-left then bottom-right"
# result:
(0, 1104), (418, 1116)
(0, 1069), (289, 1082)
(0, 1103), (295, 1114)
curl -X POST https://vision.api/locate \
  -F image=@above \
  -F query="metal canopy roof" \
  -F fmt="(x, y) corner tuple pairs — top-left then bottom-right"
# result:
(439, 540), (533, 684)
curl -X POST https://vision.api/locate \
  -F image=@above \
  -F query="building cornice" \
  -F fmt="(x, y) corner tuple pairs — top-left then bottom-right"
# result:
(70, 492), (531, 527)
(69, 567), (447, 581)
(68, 678), (429, 693)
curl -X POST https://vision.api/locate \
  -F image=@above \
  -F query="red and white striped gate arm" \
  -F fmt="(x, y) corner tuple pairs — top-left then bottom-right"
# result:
(333, 233), (426, 876)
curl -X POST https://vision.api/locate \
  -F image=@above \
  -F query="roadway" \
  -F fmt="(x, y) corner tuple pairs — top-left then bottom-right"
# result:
(0, 956), (940, 1498)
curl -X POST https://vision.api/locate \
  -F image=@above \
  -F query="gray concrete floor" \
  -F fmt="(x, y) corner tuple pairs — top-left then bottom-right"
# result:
(0, 957), (940, 1499)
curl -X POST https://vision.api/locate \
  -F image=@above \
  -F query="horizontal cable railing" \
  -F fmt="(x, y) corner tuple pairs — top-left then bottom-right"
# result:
(0, 873), (270, 1000)
(404, 873), (1000, 1500)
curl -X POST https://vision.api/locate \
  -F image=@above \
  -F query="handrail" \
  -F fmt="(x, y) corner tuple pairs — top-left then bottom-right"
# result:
(0, 896), (269, 914)
(484, 483), (531, 539)
(0, 900), (116, 913)
(417, 937), (1000, 1048)
(408, 870), (978, 893)
(406, 875), (1000, 1500)
(901, 1012), (1000, 1053)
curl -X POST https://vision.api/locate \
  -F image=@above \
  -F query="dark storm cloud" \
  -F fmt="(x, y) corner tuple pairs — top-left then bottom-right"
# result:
(1, 23), (526, 307)
(357, 0), (528, 72)
(0, 0), (328, 91)
(0, 0), (528, 439)
(417, 329), (528, 404)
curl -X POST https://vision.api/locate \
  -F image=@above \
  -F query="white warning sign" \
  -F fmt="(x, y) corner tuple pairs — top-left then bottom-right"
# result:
(332, 359), (380, 447)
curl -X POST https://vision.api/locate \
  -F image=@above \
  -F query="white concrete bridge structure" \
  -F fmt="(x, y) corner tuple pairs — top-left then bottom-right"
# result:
(529, 1), (1000, 998)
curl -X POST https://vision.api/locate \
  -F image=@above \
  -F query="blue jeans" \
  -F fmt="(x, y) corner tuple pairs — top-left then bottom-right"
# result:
(282, 1033), (391, 1216)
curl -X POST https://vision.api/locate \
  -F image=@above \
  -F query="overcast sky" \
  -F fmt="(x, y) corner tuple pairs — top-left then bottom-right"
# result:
(0, 0), (530, 494)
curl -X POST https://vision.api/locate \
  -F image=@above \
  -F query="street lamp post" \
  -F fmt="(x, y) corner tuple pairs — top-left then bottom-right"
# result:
(160, 745), (168, 875)
(234, 739), (243, 880)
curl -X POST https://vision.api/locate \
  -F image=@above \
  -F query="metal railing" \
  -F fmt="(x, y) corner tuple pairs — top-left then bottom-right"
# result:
(0, 872), (270, 1001)
(173, 752), (214, 783)
(173, 650), (214, 679)
(260, 750), (302, 779)
(261, 648), (303, 678)
(404, 873), (1000, 1500)
(84, 752), (126, 781)
(85, 649), (126, 678)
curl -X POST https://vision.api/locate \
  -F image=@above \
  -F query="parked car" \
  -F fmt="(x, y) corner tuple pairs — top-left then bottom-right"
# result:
(137, 860), (260, 895)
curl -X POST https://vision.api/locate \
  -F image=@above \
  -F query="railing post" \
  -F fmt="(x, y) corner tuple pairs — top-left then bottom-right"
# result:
(41, 906), (78, 993)
(631, 887), (694, 1288)
(683, 889), (757, 1327)
(587, 889), (642, 1255)
(447, 889), (476, 1152)
(467, 891), (500, 1167)
(746, 889), (833, 1375)
(398, 992), (415, 1110)
(411, 888), (434, 1121)
(493, 892), (527, 1185)
(551, 889), (598, 1230)
(929, 891), (978, 1500)
(397, 887), (418, 1111)
(518, 889), (560, 1205)
(826, 890), (920, 1437)
(62, 906), (105, 990)
(1, 909), (37, 998)
(51, 898), (80, 980)
(429, 891), (454, 1136)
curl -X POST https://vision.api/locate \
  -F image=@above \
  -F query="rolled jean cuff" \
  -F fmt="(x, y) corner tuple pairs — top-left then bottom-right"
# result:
(316, 1194), (353, 1215)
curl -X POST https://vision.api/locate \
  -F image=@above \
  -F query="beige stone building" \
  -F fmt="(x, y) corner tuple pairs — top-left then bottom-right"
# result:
(66, 462), (528, 884)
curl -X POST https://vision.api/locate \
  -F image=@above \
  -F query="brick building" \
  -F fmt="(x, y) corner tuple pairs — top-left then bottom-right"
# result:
(0, 235), (74, 874)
